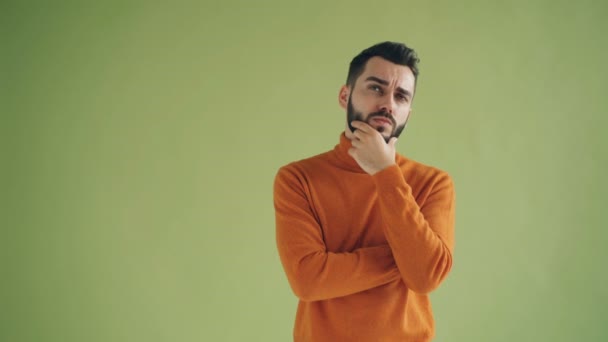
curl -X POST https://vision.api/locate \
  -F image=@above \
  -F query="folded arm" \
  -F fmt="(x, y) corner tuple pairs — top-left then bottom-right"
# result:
(372, 165), (456, 294)
(274, 166), (401, 302)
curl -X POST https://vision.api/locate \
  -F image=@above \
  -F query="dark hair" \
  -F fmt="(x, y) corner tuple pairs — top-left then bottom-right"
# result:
(346, 41), (420, 87)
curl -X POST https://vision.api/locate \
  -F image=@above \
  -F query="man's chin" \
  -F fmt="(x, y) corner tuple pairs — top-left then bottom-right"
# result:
(368, 125), (382, 133)
(376, 131), (393, 143)
(371, 125), (393, 137)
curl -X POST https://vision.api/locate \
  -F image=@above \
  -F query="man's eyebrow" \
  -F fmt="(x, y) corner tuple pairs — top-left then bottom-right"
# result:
(365, 76), (389, 85)
(396, 87), (412, 98)
(365, 76), (412, 98)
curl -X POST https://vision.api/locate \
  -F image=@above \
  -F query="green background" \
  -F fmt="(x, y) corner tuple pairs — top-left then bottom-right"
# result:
(3, 1), (607, 341)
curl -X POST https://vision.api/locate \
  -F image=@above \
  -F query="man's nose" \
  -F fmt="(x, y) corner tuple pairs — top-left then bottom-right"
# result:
(378, 96), (395, 115)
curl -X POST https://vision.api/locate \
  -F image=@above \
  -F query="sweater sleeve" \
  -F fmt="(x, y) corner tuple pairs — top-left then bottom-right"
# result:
(372, 164), (455, 294)
(274, 166), (401, 302)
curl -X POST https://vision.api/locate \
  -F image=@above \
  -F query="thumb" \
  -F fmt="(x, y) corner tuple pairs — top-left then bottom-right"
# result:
(389, 137), (398, 148)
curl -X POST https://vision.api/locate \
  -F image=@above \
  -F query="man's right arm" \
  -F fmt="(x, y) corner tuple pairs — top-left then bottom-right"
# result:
(273, 166), (401, 302)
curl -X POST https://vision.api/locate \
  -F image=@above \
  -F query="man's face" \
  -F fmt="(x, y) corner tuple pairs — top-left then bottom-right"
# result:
(341, 56), (416, 143)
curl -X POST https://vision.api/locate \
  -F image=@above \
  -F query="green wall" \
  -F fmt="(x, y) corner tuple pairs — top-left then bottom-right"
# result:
(3, 1), (607, 341)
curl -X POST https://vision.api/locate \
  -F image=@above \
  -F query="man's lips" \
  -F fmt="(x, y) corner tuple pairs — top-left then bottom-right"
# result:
(371, 117), (392, 125)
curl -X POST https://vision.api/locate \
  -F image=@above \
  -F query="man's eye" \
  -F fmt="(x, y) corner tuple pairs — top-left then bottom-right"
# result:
(396, 94), (409, 102)
(369, 85), (382, 92)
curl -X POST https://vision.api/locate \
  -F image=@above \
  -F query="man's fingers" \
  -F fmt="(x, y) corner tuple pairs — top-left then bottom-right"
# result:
(389, 137), (398, 148)
(353, 123), (387, 144)
(353, 126), (375, 141)
(351, 121), (373, 133)
(352, 129), (365, 141)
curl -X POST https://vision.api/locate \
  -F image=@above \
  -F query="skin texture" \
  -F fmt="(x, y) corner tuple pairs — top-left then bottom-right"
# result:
(338, 56), (416, 175)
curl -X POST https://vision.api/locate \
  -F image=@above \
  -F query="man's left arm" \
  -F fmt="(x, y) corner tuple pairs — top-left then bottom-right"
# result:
(349, 120), (456, 294)
(372, 166), (455, 294)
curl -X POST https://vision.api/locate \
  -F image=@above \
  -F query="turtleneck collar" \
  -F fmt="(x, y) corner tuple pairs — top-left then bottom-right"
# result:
(331, 132), (366, 173)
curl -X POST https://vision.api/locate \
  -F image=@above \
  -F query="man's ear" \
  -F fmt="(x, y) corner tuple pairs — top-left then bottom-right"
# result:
(338, 85), (350, 110)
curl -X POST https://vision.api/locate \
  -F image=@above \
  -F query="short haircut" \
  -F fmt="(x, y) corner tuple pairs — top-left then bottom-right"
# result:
(346, 41), (420, 88)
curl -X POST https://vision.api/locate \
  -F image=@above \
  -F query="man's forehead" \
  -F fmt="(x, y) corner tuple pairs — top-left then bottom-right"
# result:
(360, 57), (415, 89)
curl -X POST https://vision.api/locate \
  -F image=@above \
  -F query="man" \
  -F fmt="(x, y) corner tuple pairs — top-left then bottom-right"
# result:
(273, 41), (455, 341)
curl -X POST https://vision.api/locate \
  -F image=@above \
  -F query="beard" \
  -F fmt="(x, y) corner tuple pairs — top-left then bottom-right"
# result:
(347, 94), (407, 143)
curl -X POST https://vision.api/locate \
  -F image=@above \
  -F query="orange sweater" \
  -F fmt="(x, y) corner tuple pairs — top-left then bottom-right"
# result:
(274, 133), (456, 341)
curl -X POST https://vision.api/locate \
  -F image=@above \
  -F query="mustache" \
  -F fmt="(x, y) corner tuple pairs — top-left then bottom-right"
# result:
(368, 111), (396, 126)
